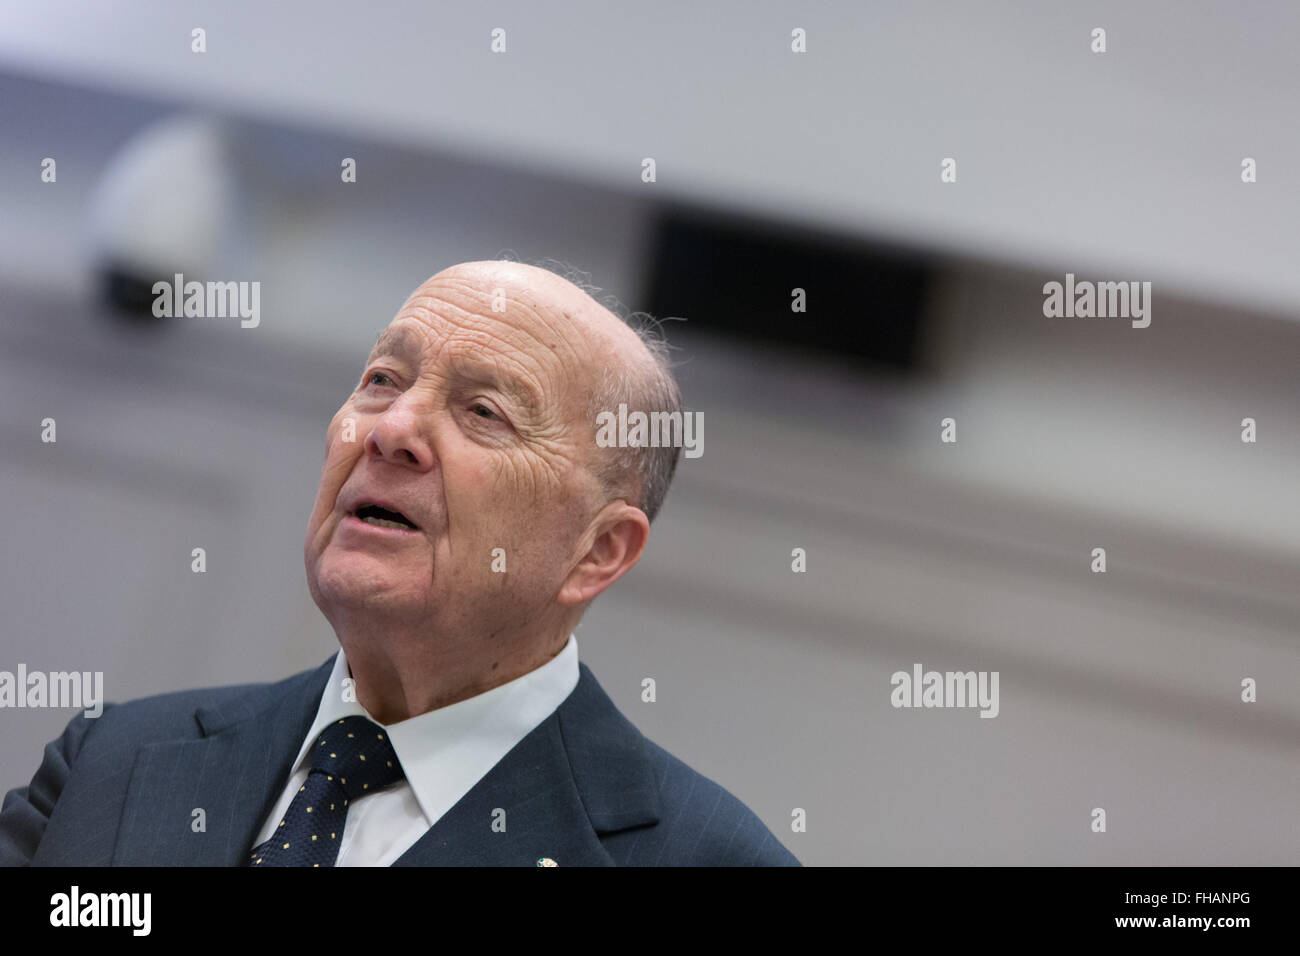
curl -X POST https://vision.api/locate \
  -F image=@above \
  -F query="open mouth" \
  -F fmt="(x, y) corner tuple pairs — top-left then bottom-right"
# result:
(352, 503), (419, 531)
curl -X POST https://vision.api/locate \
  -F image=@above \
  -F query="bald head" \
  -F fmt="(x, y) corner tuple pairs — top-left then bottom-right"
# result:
(413, 260), (652, 382)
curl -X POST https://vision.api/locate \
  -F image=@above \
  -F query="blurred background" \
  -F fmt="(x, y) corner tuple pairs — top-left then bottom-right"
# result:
(1, 1), (1297, 865)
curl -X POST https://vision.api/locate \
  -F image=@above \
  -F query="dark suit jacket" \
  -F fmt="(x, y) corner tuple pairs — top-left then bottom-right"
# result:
(0, 656), (800, 866)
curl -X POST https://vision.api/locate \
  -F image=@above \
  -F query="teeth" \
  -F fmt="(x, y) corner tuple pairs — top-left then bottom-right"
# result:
(359, 515), (411, 530)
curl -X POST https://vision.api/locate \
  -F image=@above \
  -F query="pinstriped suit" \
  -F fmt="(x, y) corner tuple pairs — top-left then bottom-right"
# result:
(0, 656), (800, 866)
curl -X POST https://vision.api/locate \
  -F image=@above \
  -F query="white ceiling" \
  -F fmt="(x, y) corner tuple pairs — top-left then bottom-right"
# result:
(1, 0), (1297, 317)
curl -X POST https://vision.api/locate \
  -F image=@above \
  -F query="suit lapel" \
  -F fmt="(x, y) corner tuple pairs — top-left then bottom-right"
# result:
(112, 656), (335, 865)
(111, 657), (660, 866)
(393, 662), (662, 867)
(392, 712), (613, 866)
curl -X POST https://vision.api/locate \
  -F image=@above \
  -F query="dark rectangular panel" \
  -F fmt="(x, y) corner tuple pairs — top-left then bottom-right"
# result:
(644, 208), (933, 374)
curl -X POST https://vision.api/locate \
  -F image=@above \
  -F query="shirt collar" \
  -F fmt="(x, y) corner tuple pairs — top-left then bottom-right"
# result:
(294, 634), (580, 826)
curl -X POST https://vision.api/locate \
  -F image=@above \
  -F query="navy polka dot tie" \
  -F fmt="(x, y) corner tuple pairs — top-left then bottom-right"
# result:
(248, 715), (405, 867)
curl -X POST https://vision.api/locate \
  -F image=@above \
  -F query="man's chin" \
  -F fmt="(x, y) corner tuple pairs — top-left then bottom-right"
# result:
(310, 553), (431, 615)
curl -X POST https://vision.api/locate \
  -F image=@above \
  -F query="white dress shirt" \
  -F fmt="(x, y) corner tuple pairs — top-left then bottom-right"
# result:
(252, 634), (580, 866)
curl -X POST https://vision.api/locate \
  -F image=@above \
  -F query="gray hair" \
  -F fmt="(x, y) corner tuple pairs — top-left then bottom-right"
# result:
(528, 256), (685, 524)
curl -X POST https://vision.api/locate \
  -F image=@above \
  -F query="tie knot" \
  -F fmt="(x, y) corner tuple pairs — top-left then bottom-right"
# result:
(308, 715), (404, 799)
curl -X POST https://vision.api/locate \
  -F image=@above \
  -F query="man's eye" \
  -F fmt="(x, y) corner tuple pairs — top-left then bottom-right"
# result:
(364, 371), (395, 388)
(471, 403), (498, 420)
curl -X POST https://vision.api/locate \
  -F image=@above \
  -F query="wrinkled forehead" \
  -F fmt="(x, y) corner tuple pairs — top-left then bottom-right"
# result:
(369, 274), (604, 412)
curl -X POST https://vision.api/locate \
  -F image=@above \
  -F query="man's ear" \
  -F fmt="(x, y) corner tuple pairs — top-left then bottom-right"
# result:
(556, 501), (650, 606)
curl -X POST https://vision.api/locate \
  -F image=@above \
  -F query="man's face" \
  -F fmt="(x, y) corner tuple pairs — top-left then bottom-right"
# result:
(303, 265), (607, 638)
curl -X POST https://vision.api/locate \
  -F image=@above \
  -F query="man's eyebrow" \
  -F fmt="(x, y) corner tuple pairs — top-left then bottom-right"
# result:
(367, 326), (421, 363)
(449, 357), (544, 413)
(365, 327), (545, 412)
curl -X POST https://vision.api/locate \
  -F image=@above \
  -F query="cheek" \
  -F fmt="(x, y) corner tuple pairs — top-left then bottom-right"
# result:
(307, 415), (364, 534)
(503, 445), (571, 503)
(504, 456), (591, 548)
(443, 453), (558, 557)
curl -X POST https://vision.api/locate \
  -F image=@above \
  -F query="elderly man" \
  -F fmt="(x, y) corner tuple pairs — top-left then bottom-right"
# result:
(0, 260), (799, 867)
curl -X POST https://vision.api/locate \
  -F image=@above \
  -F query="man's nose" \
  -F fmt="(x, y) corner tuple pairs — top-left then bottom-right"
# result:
(362, 399), (435, 469)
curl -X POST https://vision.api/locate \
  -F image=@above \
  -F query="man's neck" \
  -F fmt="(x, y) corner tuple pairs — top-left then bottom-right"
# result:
(333, 618), (573, 725)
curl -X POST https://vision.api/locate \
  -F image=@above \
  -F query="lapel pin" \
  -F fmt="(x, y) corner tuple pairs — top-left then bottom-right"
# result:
(536, 857), (558, 867)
